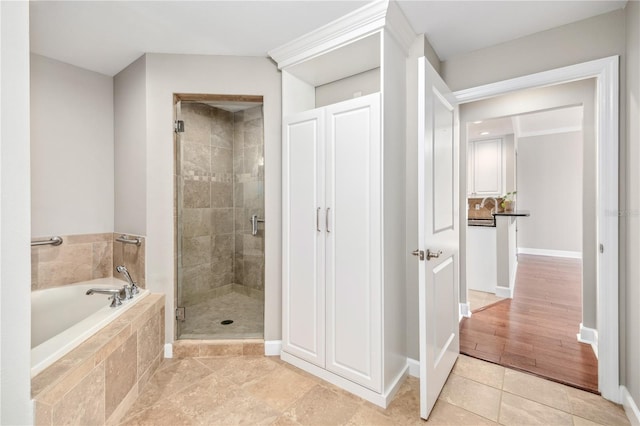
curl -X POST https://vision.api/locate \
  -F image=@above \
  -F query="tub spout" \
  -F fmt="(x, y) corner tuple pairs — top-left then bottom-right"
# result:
(85, 287), (126, 307)
(116, 265), (139, 299)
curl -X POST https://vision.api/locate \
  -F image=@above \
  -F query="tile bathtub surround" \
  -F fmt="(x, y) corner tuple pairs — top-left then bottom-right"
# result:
(120, 353), (631, 426)
(31, 232), (114, 290)
(112, 233), (146, 288)
(33, 294), (165, 426)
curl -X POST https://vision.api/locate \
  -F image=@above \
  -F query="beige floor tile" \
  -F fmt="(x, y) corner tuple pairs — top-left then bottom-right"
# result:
(566, 387), (630, 425)
(120, 398), (196, 426)
(125, 358), (213, 416)
(426, 400), (499, 425)
(195, 355), (278, 386)
(438, 373), (502, 421)
(346, 405), (399, 426)
(242, 365), (317, 410)
(573, 415), (609, 425)
(452, 354), (505, 389)
(468, 290), (505, 311)
(499, 392), (573, 425)
(378, 376), (421, 423)
(502, 369), (571, 412)
(277, 385), (361, 425)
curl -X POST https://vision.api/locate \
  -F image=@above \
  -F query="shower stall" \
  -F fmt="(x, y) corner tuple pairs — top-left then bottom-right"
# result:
(174, 96), (265, 340)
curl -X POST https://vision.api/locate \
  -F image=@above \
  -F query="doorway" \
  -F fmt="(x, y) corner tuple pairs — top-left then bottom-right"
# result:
(173, 94), (265, 340)
(454, 56), (620, 402)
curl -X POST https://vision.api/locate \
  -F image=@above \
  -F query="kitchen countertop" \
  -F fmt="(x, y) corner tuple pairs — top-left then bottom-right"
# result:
(493, 210), (531, 217)
(468, 210), (531, 227)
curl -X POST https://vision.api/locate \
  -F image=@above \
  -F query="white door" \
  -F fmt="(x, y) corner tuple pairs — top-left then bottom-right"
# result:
(325, 94), (382, 391)
(282, 109), (326, 367)
(416, 57), (460, 419)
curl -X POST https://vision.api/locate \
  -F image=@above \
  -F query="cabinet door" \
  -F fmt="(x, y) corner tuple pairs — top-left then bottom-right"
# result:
(282, 109), (325, 367)
(472, 138), (502, 196)
(325, 94), (382, 392)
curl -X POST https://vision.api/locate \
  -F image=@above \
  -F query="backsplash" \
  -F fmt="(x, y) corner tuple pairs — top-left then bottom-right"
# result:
(31, 232), (145, 290)
(467, 197), (504, 219)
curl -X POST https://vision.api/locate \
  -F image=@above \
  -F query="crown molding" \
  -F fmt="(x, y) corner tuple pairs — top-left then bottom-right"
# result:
(269, 0), (415, 70)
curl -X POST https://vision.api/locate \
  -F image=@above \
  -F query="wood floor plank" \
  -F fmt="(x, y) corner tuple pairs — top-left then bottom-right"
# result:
(460, 254), (599, 393)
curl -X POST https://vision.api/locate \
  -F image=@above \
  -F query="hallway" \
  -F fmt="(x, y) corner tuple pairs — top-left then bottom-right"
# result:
(460, 254), (598, 392)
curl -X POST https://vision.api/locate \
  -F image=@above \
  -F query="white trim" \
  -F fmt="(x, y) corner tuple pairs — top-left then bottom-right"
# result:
(164, 343), (173, 359)
(455, 55), (619, 403)
(517, 126), (582, 139)
(509, 258), (518, 292)
(459, 302), (471, 319)
(495, 285), (513, 299)
(264, 340), (282, 356)
(517, 247), (582, 259)
(281, 351), (406, 408)
(577, 323), (598, 358)
(384, 0), (416, 53)
(407, 358), (420, 378)
(621, 386), (640, 426)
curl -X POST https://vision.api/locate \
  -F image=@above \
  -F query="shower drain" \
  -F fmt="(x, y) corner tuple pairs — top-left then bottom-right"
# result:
(220, 320), (234, 325)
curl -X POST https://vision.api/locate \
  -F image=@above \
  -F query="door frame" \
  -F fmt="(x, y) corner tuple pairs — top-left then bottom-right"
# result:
(453, 56), (620, 402)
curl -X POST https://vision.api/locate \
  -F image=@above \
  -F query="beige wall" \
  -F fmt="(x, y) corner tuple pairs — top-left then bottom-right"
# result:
(624, 0), (640, 408)
(516, 131), (583, 253)
(315, 68), (380, 107)
(141, 54), (281, 344)
(30, 54), (114, 237)
(114, 55), (147, 236)
(1, 2), (33, 423)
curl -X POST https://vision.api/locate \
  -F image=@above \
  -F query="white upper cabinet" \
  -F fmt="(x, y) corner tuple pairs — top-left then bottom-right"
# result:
(468, 138), (503, 196)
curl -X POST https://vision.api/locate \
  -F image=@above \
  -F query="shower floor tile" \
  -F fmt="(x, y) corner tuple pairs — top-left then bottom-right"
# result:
(179, 291), (263, 339)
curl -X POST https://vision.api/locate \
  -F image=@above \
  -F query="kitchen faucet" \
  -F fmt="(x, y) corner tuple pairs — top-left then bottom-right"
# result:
(480, 197), (499, 214)
(116, 265), (139, 299)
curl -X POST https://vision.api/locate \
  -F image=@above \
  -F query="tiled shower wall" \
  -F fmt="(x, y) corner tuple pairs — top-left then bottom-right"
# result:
(179, 103), (264, 306)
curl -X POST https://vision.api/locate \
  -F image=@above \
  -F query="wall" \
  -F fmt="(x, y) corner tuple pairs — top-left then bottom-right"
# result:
(315, 68), (380, 107)
(0, 2), (33, 423)
(457, 79), (597, 330)
(30, 54), (114, 237)
(624, 0), (640, 411)
(516, 131), (583, 255)
(114, 55), (146, 236)
(140, 54), (281, 344)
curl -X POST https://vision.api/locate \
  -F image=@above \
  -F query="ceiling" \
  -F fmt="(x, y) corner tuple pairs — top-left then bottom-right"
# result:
(29, 1), (627, 77)
(467, 105), (584, 140)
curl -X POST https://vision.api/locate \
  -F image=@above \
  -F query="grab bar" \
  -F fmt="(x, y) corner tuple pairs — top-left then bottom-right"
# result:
(31, 236), (63, 247)
(116, 234), (142, 246)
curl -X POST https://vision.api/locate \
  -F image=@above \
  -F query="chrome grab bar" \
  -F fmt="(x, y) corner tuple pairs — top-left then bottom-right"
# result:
(31, 236), (63, 247)
(250, 214), (265, 236)
(116, 234), (141, 246)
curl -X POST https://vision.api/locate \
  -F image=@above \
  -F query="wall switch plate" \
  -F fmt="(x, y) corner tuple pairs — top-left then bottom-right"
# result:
(475, 204), (480, 210)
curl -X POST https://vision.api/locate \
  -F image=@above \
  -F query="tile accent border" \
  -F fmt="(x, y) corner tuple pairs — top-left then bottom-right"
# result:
(32, 294), (165, 426)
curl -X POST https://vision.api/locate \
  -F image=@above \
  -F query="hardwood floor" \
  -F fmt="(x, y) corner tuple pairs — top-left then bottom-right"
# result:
(460, 254), (599, 393)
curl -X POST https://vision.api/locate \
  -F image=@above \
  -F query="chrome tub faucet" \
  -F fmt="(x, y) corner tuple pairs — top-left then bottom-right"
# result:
(86, 287), (127, 307)
(116, 265), (139, 299)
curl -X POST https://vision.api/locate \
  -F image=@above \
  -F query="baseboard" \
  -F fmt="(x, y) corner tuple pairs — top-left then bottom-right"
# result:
(264, 340), (282, 356)
(459, 302), (471, 319)
(281, 351), (406, 408)
(495, 285), (513, 298)
(407, 358), (420, 378)
(517, 247), (582, 259)
(164, 343), (173, 358)
(577, 323), (598, 358)
(621, 386), (640, 426)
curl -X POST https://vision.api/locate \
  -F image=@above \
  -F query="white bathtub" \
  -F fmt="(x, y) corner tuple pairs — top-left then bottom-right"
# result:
(31, 277), (149, 377)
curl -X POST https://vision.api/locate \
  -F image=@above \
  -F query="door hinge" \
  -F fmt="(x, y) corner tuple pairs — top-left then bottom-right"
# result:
(175, 306), (186, 321)
(174, 120), (185, 133)
(599, 243), (604, 254)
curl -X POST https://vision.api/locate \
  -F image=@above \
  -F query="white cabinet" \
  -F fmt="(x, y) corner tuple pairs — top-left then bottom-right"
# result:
(283, 94), (382, 391)
(468, 138), (503, 196)
(272, 1), (412, 408)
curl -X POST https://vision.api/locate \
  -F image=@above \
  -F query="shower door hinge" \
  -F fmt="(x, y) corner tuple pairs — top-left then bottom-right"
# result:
(174, 120), (185, 133)
(175, 306), (186, 321)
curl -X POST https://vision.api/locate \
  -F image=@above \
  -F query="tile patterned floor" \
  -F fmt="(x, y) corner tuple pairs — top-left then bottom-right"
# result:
(468, 289), (505, 312)
(120, 354), (630, 425)
(180, 291), (263, 339)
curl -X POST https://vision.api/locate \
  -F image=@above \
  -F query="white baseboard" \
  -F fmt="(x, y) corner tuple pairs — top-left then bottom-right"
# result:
(264, 340), (282, 356)
(621, 386), (640, 426)
(164, 343), (173, 358)
(495, 285), (513, 298)
(459, 302), (471, 319)
(577, 323), (598, 358)
(407, 358), (420, 378)
(517, 247), (582, 259)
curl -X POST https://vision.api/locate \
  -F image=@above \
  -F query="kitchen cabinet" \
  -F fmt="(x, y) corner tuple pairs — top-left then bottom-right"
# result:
(468, 138), (503, 196)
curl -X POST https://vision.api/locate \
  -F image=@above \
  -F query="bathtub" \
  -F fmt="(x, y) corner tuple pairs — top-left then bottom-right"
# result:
(31, 277), (149, 377)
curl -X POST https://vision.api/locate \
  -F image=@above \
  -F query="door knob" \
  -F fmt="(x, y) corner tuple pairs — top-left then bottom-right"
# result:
(411, 249), (425, 261)
(427, 249), (443, 260)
